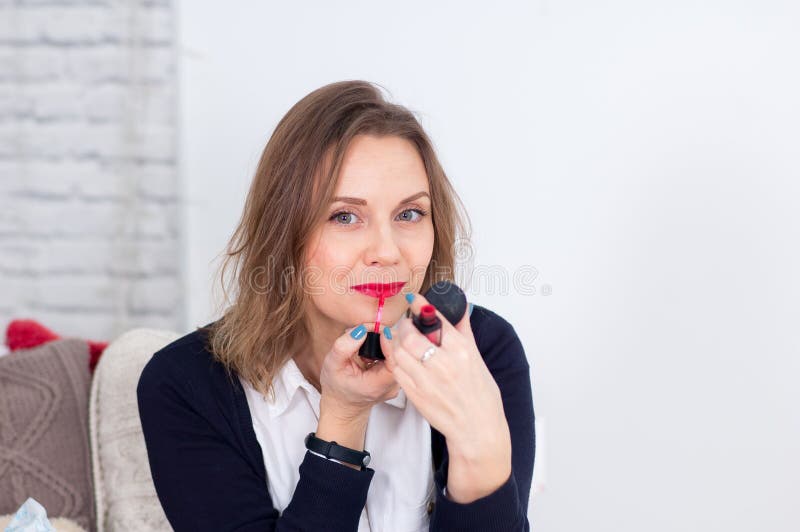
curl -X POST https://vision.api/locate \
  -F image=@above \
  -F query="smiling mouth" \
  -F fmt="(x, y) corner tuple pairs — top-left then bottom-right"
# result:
(351, 281), (407, 298)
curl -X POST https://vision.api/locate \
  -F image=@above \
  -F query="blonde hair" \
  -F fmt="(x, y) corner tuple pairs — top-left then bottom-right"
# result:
(203, 80), (471, 399)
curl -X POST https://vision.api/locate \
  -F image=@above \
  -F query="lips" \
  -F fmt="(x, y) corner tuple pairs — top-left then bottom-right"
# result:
(352, 281), (407, 298)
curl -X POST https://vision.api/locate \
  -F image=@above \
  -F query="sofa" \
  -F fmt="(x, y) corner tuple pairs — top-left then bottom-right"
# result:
(0, 328), (181, 531)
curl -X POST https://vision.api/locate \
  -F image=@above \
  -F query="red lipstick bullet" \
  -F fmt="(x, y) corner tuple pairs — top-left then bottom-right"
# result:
(412, 304), (442, 346)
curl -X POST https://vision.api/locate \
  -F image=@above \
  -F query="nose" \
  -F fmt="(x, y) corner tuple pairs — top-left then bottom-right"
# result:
(363, 219), (402, 267)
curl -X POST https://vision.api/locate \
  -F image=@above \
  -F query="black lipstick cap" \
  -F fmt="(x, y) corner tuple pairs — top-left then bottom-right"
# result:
(358, 331), (385, 361)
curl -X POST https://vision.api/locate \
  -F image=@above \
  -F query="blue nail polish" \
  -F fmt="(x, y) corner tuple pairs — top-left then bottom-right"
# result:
(383, 326), (392, 340)
(350, 325), (366, 339)
(405, 293), (415, 304)
(468, 302), (474, 316)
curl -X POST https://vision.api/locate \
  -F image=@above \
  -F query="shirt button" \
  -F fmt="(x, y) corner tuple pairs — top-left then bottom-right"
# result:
(427, 500), (435, 515)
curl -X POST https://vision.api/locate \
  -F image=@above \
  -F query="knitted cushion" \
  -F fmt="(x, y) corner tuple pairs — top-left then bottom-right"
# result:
(0, 338), (95, 531)
(89, 328), (180, 532)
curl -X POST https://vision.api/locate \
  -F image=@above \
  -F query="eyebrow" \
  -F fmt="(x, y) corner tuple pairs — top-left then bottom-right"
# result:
(331, 191), (430, 206)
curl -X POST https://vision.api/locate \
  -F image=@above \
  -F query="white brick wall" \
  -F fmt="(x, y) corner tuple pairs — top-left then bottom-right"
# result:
(0, 0), (181, 344)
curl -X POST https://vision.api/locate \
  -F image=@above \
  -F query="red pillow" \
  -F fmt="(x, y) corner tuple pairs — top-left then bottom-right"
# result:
(5, 319), (108, 374)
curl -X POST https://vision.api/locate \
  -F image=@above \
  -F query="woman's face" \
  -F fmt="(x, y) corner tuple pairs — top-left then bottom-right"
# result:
(304, 134), (435, 333)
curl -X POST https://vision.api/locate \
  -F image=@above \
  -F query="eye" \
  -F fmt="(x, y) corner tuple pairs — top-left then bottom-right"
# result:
(329, 210), (361, 225)
(328, 207), (429, 226)
(397, 208), (428, 222)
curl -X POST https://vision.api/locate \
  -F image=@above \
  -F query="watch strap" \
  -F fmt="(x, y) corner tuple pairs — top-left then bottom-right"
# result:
(305, 432), (371, 470)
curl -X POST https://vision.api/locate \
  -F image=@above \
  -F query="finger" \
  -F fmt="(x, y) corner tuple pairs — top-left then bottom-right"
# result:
(381, 331), (414, 385)
(389, 326), (437, 389)
(404, 292), (462, 351)
(353, 353), (379, 371)
(387, 355), (419, 397)
(352, 355), (366, 371)
(331, 324), (369, 367)
(379, 324), (396, 369)
(453, 301), (475, 342)
(373, 360), (395, 381)
(394, 316), (449, 374)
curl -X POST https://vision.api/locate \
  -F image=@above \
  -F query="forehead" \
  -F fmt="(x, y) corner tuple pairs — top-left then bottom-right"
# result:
(334, 135), (429, 195)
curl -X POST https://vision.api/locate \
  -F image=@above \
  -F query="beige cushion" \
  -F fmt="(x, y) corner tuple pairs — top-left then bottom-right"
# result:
(0, 338), (95, 531)
(89, 329), (179, 532)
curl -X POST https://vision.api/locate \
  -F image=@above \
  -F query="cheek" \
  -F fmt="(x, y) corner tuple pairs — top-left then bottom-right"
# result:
(306, 242), (355, 291)
(403, 223), (435, 264)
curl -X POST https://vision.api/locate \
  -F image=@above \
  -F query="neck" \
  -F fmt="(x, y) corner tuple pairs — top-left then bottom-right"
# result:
(293, 309), (346, 393)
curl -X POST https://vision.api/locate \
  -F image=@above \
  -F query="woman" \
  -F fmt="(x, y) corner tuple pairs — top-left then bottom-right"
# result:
(137, 80), (535, 531)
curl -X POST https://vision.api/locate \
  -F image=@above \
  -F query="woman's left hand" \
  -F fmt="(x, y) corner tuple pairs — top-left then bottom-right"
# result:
(381, 293), (512, 500)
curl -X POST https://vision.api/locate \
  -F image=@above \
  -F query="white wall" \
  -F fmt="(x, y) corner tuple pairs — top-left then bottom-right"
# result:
(178, 1), (800, 530)
(0, 1), (181, 342)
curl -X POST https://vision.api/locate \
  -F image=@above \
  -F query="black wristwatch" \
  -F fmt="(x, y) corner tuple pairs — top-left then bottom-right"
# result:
(304, 432), (371, 470)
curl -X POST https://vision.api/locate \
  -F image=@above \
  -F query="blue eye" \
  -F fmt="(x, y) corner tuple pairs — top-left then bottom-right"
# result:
(398, 208), (428, 222)
(328, 208), (429, 226)
(329, 211), (360, 225)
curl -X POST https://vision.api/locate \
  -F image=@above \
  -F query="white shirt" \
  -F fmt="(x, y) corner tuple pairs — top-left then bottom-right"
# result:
(239, 357), (435, 532)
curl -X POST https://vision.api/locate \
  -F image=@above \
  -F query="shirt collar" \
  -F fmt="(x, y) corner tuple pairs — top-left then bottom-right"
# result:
(263, 357), (407, 418)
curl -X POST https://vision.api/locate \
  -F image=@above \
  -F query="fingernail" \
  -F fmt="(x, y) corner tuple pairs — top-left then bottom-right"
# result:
(383, 326), (392, 340)
(468, 302), (474, 316)
(350, 325), (366, 339)
(405, 293), (415, 304)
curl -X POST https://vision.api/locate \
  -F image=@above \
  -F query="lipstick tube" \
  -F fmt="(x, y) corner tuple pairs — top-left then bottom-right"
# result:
(358, 293), (388, 361)
(412, 304), (442, 346)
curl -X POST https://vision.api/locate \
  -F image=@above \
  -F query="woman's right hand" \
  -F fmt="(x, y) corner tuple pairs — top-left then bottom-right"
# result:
(315, 324), (399, 462)
(318, 323), (399, 421)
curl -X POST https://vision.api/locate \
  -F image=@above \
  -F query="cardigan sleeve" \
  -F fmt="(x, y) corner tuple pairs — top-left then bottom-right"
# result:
(136, 350), (374, 532)
(428, 306), (535, 531)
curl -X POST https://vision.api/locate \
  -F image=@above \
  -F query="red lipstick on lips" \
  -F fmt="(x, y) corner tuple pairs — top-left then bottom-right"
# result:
(352, 281), (406, 298)
(352, 281), (406, 333)
(353, 281), (406, 360)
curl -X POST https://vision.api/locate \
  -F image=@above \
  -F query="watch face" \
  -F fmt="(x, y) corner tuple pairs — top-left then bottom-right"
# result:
(363, 455), (371, 467)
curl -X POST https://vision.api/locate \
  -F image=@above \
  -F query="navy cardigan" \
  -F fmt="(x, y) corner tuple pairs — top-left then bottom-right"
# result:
(136, 304), (535, 531)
